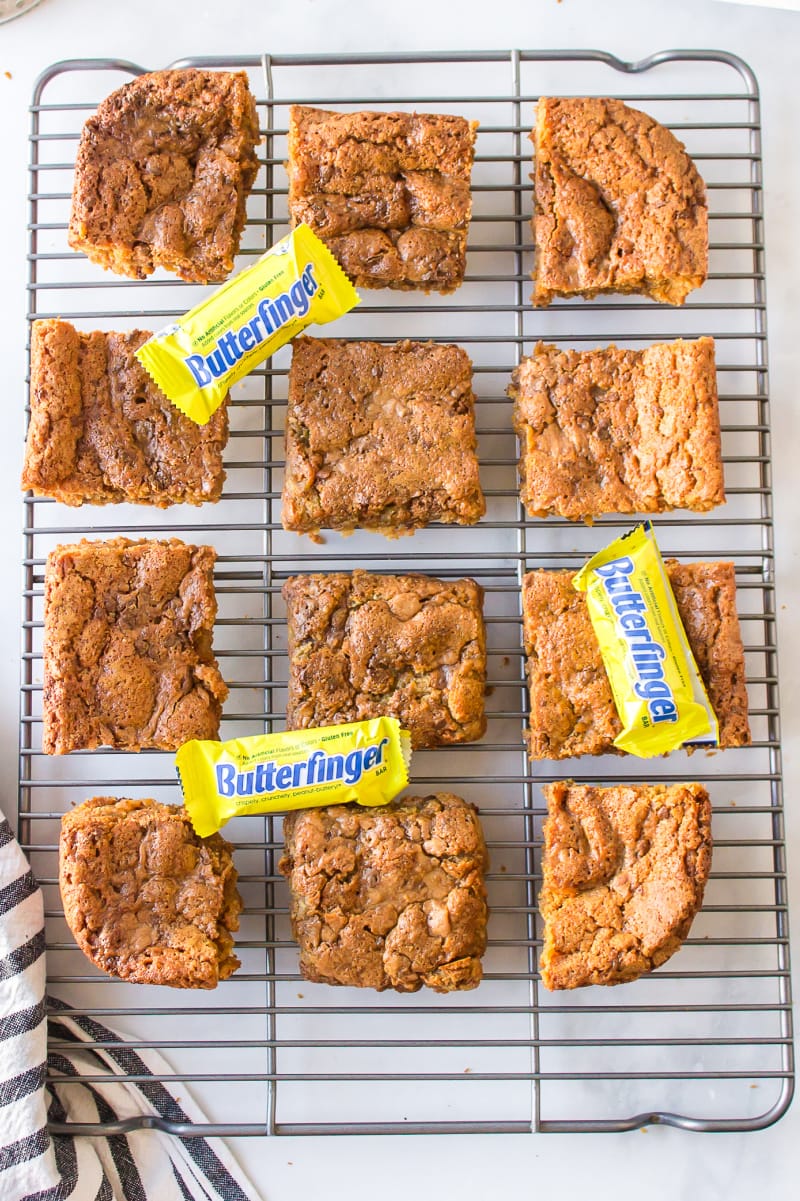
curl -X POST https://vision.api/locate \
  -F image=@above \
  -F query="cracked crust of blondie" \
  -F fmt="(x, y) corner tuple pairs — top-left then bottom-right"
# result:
(282, 337), (485, 535)
(22, 319), (229, 507)
(69, 69), (259, 282)
(522, 562), (751, 759)
(283, 570), (486, 749)
(43, 538), (228, 754)
(279, 794), (489, 993)
(287, 106), (477, 292)
(539, 781), (712, 989)
(509, 337), (724, 520)
(531, 97), (707, 306)
(60, 797), (241, 988)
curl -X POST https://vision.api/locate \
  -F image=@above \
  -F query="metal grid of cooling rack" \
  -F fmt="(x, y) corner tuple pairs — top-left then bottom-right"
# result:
(19, 49), (792, 1136)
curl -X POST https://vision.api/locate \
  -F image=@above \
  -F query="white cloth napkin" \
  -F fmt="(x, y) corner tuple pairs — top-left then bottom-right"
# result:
(0, 808), (261, 1201)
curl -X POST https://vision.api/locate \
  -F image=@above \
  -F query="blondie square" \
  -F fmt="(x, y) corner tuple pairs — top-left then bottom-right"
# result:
(69, 69), (260, 282)
(43, 538), (228, 754)
(539, 781), (712, 989)
(509, 338), (724, 520)
(283, 570), (486, 748)
(22, 319), (229, 507)
(282, 337), (485, 535)
(531, 97), (707, 306)
(279, 793), (489, 992)
(522, 562), (751, 759)
(60, 797), (241, 988)
(287, 105), (477, 292)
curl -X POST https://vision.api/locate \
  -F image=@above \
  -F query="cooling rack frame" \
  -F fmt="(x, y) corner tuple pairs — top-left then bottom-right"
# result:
(20, 47), (793, 1136)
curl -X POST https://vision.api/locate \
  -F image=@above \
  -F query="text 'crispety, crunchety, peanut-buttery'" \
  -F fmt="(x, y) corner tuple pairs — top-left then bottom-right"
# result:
(136, 223), (359, 425)
(573, 521), (719, 757)
(175, 717), (411, 837)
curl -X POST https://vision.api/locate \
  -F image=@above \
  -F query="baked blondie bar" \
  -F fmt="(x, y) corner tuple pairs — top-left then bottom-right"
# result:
(22, 319), (229, 507)
(283, 570), (486, 748)
(279, 793), (489, 992)
(69, 69), (259, 282)
(43, 538), (228, 754)
(522, 562), (751, 758)
(60, 797), (241, 988)
(509, 337), (724, 520)
(539, 781), (712, 989)
(287, 105), (477, 291)
(282, 337), (485, 535)
(531, 97), (707, 306)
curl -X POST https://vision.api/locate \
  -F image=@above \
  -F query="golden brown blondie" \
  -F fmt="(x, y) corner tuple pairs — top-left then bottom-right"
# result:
(282, 337), (485, 535)
(279, 794), (489, 992)
(509, 338), (724, 520)
(287, 106), (477, 291)
(539, 781), (712, 989)
(60, 797), (241, 988)
(22, 320), (229, 507)
(69, 69), (259, 282)
(283, 570), (486, 749)
(531, 97), (707, 306)
(522, 562), (751, 759)
(43, 538), (228, 754)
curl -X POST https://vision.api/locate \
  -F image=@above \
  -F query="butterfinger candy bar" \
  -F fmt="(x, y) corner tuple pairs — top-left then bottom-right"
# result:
(176, 717), (411, 836)
(136, 224), (359, 424)
(572, 521), (718, 757)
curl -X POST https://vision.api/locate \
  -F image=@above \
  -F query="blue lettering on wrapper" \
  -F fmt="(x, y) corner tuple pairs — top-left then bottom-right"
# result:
(236, 770), (254, 797)
(275, 764), (294, 789)
(207, 349), (227, 379)
(216, 763), (237, 797)
(210, 736), (391, 803)
(363, 745), (379, 770)
(595, 556), (679, 726)
(345, 749), (363, 784)
(187, 354), (212, 386)
(184, 262), (320, 388)
(290, 278), (310, 315)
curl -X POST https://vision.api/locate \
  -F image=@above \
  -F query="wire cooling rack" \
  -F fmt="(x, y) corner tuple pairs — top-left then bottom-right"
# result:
(19, 49), (792, 1136)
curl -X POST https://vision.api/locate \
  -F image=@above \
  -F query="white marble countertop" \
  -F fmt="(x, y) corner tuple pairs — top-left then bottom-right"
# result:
(1, 0), (799, 1196)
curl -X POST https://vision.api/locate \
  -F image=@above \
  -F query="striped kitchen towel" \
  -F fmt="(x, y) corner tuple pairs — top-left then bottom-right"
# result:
(0, 810), (260, 1201)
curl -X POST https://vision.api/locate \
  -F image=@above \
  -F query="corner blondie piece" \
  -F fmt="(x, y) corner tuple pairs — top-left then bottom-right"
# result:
(522, 562), (750, 759)
(287, 106), (477, 292)
(282, 337), (485, 535)
(531, 97), (707, 306)
(22, 319), (229, 507)
(539, 781), (712, 989)
(283, 570), (486, 748)
(509, 338), (724, 520)
(43, 538), (228, 754)
(69, 69), (260, 282)
(60, 797), (241, 988)
(279, 794), (489, 992)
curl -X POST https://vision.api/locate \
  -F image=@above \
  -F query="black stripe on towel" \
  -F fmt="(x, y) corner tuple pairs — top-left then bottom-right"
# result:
(0, 1061), (47, 1108)
(48, 1003), (252, 1201)
(0, 1125), (50, 1172)
(0, 998), (46, 1042)
(22, 1087), (83, 1201)
(172, 1162), (197, 1201)
(0, 929), (46, 982)
(48, 1051), (147, 1201)
(0, 818), (15, 849)
(0, 868), (39, 913)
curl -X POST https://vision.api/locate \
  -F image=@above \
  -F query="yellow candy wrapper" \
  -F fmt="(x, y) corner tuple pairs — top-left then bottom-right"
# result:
(176, 717), (411, 836)
(135, 224), (359, 425)
(572, 521), (719, 757)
